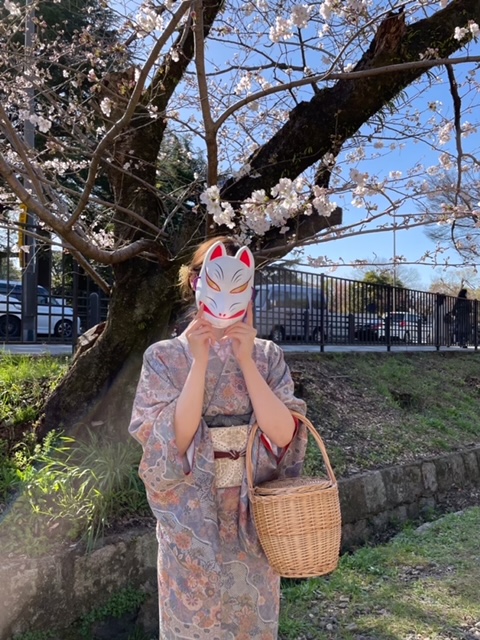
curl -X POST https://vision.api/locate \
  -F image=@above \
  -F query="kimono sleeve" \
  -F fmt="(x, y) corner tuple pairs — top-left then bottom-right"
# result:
(260, 341), (307, 466)
(265, 341), (306, 416)
(128, 344), (194, 493)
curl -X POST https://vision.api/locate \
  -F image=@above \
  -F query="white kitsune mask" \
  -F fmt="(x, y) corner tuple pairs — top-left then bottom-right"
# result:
(194, 241), (255, 328)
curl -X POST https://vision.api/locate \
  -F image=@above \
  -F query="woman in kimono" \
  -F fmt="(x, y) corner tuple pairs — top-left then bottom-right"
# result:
(129, 236), (307, 640)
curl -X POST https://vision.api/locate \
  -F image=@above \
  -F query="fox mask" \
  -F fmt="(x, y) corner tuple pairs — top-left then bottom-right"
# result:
(194, 241), (255, 329)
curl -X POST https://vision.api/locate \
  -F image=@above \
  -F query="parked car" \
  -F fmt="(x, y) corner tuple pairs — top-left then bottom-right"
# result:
(376, 311), (427, 343)
(0, 280), (81, 339)
(0, 294), (22, 339)
(353, 313), (383, 342)
(254, 283), (328, 342)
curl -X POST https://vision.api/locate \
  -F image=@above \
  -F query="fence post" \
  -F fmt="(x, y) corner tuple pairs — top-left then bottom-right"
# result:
(320, 273), (325, 352)
(435, 293), (441, 351)
(385, 286), (391, 351)
(87, 292), (100, 330)
(474, 299), (478, 351)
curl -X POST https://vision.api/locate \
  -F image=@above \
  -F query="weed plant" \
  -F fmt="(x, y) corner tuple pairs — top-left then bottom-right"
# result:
(0, 432), (149, 555)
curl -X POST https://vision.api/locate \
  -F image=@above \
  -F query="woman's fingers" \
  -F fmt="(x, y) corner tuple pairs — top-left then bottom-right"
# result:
(245, 301), (254, 326)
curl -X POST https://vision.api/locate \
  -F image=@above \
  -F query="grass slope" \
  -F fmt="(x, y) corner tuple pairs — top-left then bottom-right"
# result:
(286, 352), (480, 477)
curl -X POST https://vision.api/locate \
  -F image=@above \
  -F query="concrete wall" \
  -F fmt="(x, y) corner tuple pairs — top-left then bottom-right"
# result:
(2, 445), (480, 639)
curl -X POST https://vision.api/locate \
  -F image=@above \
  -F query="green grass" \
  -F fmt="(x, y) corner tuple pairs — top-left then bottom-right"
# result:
(279, 507), (480, 639)
(0, 355), (150, 555)
(0, 354), (68, 428)
(14, 587), (148, 640)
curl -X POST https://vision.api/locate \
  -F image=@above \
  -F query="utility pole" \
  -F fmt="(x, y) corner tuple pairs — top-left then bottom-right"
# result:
(392, 212), (397, 313)
(22, 0), (37, 342)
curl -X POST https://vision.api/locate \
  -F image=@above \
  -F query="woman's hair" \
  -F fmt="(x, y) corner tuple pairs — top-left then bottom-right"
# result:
(178, 235), (242, 301)
(458, 288), (468, 298)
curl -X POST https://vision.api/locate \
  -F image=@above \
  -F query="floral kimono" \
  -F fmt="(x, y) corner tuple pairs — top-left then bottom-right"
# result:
(129, 332), (307, 640)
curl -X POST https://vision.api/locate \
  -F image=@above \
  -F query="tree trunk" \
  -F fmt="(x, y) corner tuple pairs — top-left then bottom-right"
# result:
(41, 258), (180, 438)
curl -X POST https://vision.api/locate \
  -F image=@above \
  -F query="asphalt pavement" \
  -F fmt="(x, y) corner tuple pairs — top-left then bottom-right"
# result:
(0, 342), (477, 356)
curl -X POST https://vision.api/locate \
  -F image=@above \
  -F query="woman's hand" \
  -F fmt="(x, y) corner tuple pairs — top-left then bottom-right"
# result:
(185, 305), (215, 365)
(223, 303), (257, 366)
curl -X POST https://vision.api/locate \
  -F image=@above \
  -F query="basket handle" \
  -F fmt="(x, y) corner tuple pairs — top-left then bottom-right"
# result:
(245, 411), (337, 492)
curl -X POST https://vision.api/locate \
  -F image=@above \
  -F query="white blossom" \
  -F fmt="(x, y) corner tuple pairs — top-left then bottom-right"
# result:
(100, 98), (112, 117)
(269, 17), (294, 43)
(389, 171), (402, 180)
(91, 229), (115, 249)
(4, 0), (21, 16)
(36, 116), (52, 133)
(461, 121), (477, 137)
(256, 75), (272, 90)
(437, 121), (453, 145)
(319, 1), (332, 20)
(322, 152), (336, 167)
(419, 47), (439, 60)
(291, 5), (313, 29)
(453, 26), (469, 41)
(312, 186), (337, 216)
(235, 74), (252, 95)
(351, 196), (364, 208)
(136, 7), (164, 37)
(469, 21), (480, 37)
(350, 168), (368, 185)
(439, 153), (454, 169)
(200, 186), (236, 228)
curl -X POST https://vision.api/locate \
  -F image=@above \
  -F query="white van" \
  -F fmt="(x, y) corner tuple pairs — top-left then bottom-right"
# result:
(254, 283), (328, 342)
(0, 280), (81, 339)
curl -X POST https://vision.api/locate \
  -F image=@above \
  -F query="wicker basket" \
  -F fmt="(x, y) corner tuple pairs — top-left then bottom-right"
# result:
(246, 411), (341, 578)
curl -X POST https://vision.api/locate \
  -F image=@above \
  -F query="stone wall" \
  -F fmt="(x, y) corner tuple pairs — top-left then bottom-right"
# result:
(339, 445), (480, 549)
(2, 445), (480, 639)
(0, 528), (158, 640)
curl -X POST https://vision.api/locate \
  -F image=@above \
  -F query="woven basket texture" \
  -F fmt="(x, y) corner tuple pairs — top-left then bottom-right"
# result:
(246, 413), (342, 578)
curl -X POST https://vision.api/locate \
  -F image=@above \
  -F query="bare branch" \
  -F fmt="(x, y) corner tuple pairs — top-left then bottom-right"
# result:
(194, 0), (218, 187)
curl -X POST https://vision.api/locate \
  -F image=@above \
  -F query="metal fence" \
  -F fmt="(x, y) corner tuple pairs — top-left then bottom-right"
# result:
(0, 234), (109, 345)
(0, 257), (478, 350)
(254, 267), (479, 351)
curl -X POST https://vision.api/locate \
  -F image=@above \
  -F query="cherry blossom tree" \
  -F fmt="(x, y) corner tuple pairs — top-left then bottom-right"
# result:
(0, 0), (479, 433)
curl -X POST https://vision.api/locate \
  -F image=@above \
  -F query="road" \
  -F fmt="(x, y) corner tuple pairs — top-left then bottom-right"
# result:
(0, 342), (477, 356)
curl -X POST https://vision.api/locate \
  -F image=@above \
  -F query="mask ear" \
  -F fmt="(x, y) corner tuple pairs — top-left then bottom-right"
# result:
(207, 241), (227, 262)
(235, 246), (254, 269)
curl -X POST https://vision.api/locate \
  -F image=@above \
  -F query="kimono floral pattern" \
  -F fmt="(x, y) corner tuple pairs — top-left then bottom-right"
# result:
(129, 333), (307, 640)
